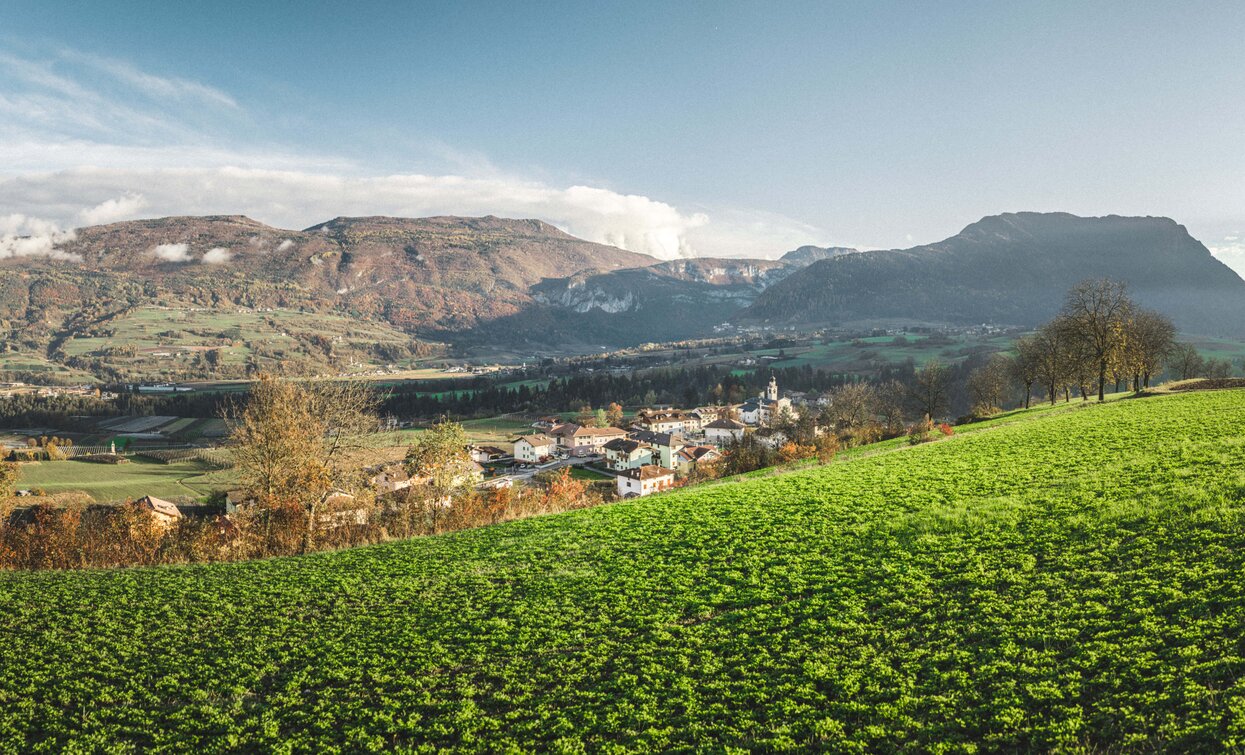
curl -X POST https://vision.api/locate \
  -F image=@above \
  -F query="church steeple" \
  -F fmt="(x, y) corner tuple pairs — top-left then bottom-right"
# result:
(765, 376), (778, 402)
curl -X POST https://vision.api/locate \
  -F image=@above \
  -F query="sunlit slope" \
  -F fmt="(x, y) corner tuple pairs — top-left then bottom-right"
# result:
(3, 391), (1245, 751)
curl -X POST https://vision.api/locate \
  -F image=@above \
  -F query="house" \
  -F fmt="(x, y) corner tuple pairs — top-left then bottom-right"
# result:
(224, 489), (252, 515)
(753, 426), (789, 450)
(514, 434), (556, 463)
(693, 406), (723, 424)
(675, 444), (721, 470)
(468, 445), (509, 464)
(369, 464), (413, 494)
(551, 424), (627, 456)
(633, 409), (699, 434)
(627, 430), (684, 469)
(135, 495), (183, 528)
(704, 418), (746, 445)
(615, 464), (676, 498)
(603, 438), (654, 471)
(531, 416), (561, 431)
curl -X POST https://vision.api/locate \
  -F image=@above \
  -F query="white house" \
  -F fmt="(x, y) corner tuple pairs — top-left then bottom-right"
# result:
(615, 464), (676, 498)
(704, 418), (746, 445)
(628, 430), (684, 469)
(603, 438), (654, 471)
(513, 434), (556, 463)
(675, 444), (721, 471)
(753, 427), (789, 450)
(551, 424), (627, 456)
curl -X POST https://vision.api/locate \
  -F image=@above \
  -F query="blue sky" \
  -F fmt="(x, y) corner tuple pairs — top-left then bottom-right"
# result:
(1, 1), (1243, 265)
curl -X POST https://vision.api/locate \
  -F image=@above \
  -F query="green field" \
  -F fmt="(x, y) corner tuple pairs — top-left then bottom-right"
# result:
(3, 390), (1245, 750)
(14, 457), (236, 502)
(57, 306), (426, 379)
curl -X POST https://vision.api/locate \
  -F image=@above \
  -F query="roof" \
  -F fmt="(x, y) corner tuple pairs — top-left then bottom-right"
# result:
(678, 445), (720, 462)
(514, 434), (555, 447)
(705, 418), (746, 429)
(549, 422), (581, 437)
(474, 445), (508, 455)
(604, 438), (648, 453)
(574, 426), (626, 438)
(621, 464), (675, 481)
(629, 429), (683, 447)
(136, 495), (182, 519)
(754, 427), (787, 438)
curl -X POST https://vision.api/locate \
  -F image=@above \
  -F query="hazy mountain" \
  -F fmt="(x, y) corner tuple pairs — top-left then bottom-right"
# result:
(779, 245), (857, 265)
(742, 212), (1245, 337)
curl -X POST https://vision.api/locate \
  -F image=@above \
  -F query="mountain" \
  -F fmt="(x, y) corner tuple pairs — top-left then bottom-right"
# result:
(0, 215), (656, 379)
(779, 245), (857, 265)
(516, 257), (810, 346)
(743, 212), (1245, 337)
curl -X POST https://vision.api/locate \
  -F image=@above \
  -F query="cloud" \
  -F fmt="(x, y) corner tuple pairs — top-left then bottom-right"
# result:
(152, 242), (191, 262)
(0, 167), (740, 259)
(201, 247), (233, 265)
(0, 213), (79, 261)
(77, 193), (147, 225)
(1210, 239), (1245, 279)
(0, 44), (841, 260)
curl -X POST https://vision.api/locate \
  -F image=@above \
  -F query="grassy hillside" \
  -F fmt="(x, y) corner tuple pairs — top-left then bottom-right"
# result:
(3, 391), (1245, 750)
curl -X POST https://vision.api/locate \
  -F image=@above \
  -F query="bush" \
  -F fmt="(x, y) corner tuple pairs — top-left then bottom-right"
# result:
(938, 422), (955, 437)
(907, 417), (934, 445)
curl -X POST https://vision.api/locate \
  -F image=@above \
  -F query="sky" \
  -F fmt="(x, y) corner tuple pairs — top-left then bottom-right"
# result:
(1, 0), (1243, 268)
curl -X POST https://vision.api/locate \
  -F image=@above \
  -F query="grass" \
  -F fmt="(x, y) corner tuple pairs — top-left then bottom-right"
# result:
(3, 390), (1245, 750)
(13, 457), (236, 502)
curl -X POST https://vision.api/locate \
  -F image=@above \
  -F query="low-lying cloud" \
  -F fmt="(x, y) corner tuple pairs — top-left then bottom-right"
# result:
(0, 213), (79, 261)
(152, 242), (191, 262)
(202, 247), (233, 264)
(0, 167), (738, 260)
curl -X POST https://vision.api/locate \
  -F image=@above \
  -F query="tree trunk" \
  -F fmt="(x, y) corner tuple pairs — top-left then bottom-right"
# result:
(1024, 385), (1032, 409)
(1098, 362), (1107, 402)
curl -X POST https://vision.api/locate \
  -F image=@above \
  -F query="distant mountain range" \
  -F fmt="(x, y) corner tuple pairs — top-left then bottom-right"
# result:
(1, 210), (1242, 380)
(743, 212), (1245, 336)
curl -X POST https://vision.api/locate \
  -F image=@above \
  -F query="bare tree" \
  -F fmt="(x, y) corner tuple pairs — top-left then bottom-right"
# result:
(1060, 278), (1134, 401)
(1010, 336), (1042, 409)
(822, 382), (878, 428)
(908, 359), (951, 420)
(1167, 343), (1205, 381)
(1032, 319), (1077, 405)
(967, 354), (1010, 416)
(1123, 309), (1176, 390)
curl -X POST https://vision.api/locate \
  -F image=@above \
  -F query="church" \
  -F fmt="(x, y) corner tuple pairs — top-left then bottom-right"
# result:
(739, 376), (795, 426)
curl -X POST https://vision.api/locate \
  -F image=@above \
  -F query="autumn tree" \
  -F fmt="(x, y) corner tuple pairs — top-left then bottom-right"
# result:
(1123, 309), (1176, 390)
(229, 373), (377, 553)
(605, 402), (625, 428)
(405, 419), (477, 523)
(1061, 278), (1134, 401)
(575, 405), (594, 427)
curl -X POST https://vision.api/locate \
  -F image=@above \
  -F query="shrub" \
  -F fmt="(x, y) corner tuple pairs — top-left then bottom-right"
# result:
(938, 422), (955, 437)
(907, 417), (934, 445)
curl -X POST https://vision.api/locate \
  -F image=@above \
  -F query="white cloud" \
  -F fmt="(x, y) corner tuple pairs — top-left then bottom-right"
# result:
(0, 213), (79, 261)
(0, 167), (737, 260)
(201, 247), (233, 265)
(77, 193), (147, 225)
(1210, 240), (1245, 279)
(0, 44), (841, 261)
(152, 242), (191, 262)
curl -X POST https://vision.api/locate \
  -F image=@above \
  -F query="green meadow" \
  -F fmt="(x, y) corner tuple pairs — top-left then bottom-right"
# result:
(3, 389), (1245, 750)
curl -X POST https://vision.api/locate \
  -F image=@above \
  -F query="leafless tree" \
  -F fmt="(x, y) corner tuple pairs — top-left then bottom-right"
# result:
(1060, 278), (1134, 401)
(908, 359), (951, 420)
